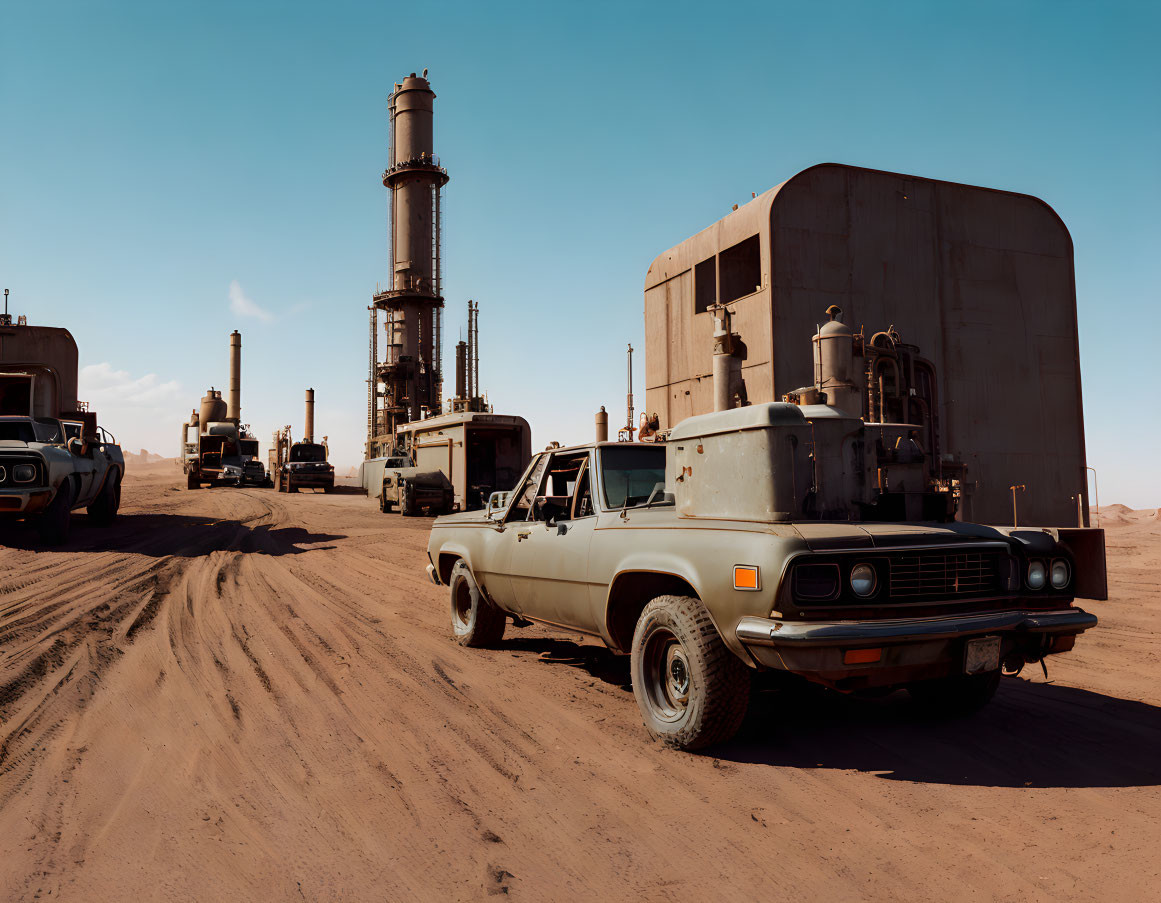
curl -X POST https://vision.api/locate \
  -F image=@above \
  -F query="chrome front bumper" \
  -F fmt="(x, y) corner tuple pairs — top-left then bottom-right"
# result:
(736, 607), (1098, 648)
(425, 563), (441, 586)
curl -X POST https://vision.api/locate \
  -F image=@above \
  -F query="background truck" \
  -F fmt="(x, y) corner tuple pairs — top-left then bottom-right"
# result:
(0, 315), (124, 544)
(377, 453), (454, 515)
(181, 389), (265, 488)
(270, 426), (334, 493)
(362, 411), (531, 514)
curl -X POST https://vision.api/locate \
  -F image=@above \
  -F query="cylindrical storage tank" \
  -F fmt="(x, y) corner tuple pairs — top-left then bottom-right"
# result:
(228, 331), (242, 424)
(304, 388), (315, 442)
(813, 306), (861, 416)
(200, 390), (227, 426)
(595, 406), (608, 442)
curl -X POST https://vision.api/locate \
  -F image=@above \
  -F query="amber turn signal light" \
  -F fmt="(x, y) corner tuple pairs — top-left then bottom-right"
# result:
(843, 648), (882, 665)
(733, 565), (760, 591)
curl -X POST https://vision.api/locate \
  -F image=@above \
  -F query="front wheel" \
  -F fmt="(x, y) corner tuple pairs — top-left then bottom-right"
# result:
(37, 482), (74, 545)
(449, 560), (505, 647)
(630, 595), (750, 750)
(88, 472), (121, 525)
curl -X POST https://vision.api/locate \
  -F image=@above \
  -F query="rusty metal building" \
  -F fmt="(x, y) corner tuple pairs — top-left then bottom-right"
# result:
(644, 163), (1088, 527)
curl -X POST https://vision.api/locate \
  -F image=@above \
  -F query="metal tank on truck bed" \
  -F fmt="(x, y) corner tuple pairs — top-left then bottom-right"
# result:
(0, 303), (124, 544)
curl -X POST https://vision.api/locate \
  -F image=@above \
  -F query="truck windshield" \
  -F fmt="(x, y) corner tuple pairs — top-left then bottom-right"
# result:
(290, 443), (327, 463)
(599, 445), (666, 509)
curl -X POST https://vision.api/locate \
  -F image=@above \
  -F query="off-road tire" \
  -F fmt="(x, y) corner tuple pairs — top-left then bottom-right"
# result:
(37, 481), (74, 546)
(186, 469), (200, 490)
(400, 481), (416, 517)
(88, 471), (121, 525)
(288, 479), (298, 493)
(630, 595), (750, 750)
(449, 560), (506, 647)
(908, 669), (1001, 716)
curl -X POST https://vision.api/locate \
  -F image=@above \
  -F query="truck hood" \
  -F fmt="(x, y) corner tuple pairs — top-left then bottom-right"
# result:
(792, 521), (1010, 551)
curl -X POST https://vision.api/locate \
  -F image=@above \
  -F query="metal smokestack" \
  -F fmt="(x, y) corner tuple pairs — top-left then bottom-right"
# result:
(455, 340), (467, 399)
(228, 330), (241, 424)
(596, 406), (608, 442)
(304, 388), (315, 442)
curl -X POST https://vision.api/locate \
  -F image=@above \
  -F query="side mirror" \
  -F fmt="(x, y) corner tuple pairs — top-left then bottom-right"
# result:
(67, 437), (85, 456)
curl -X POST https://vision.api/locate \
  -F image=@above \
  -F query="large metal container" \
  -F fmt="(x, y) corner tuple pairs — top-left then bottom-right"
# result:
(200, 390), (227, 427)
(645, 163), (1088, 527)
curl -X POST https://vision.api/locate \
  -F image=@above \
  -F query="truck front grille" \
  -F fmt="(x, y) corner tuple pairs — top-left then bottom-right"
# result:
(889, 550), (1001, 598)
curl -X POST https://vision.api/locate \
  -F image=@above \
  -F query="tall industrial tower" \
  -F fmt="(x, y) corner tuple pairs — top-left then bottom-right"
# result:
(368, 71), (448, 457)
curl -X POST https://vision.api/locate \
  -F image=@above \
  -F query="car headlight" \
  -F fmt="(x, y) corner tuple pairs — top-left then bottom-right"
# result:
(13, 464), (36, 483)
(1026, 560), (1047, 590)
(850, 563), (877, 597)
(794, 563), (840, 601)
(1050, 559), (1070, 589)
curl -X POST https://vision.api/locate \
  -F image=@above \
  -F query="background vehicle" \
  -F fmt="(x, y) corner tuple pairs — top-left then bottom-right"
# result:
(270, 426), (334, 493)
(0, 317), (124, 544)
(377, 453), (453, 515)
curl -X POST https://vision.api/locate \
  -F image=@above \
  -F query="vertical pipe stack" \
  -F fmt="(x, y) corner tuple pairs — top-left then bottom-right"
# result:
(595, 406), (608, 443)
(304, 388), (315, 443)
(371, 71), (449, 441)
(228, 330), (241, 424)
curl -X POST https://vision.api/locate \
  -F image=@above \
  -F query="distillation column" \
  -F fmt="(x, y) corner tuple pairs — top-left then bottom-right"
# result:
(372, 72), (449, 444)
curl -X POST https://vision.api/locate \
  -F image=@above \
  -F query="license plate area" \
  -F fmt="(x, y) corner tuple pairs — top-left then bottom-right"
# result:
(964, 636), (1001, 675)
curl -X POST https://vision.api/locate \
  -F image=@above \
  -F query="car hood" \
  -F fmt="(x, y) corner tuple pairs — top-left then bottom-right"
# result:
(792, 521), (1010, 551)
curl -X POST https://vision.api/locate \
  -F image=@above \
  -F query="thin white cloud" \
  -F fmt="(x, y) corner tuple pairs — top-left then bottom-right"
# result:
(228, 280), (275, 322)
(79, 363), (187, 457)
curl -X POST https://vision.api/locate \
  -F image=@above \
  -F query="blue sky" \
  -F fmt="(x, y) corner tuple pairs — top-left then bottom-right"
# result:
(2, 0), (1158, 506)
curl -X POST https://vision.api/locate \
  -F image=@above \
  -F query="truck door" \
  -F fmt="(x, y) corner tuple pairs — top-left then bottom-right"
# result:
(508, 450), (597, 632)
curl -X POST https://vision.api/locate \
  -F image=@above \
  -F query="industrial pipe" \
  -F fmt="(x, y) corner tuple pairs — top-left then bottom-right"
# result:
(305, 388), (315, 443)
(228, 331), (241, 425)
(712, 309), (733, 412)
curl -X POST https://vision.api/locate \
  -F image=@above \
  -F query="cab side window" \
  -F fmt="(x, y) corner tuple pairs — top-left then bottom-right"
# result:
(532, 452), (589, 522)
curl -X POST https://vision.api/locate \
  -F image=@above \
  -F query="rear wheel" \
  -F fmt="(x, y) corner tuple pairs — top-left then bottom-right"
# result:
(630, 595), (750, 750)
(186, 469), (199, 490)
(449, 560), (505, 647)
(908, 669), (1001, 716)
(88, 471), (121, 525)
(37, 482), (74, 545)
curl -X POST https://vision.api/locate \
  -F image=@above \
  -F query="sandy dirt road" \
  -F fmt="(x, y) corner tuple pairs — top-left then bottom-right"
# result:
(1, 468), (1159, 902)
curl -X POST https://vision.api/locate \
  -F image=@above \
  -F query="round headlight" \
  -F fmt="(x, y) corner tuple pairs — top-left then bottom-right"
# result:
(1026, 560), (1047, 590)
(850, 563), (877, 597)
(13, 464), (36, 483)
(1050, 559), (1070, 589)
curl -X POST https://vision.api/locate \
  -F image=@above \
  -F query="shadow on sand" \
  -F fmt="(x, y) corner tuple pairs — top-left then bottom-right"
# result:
(515, 635), (1161, 790)
(0, 512), (345, 558)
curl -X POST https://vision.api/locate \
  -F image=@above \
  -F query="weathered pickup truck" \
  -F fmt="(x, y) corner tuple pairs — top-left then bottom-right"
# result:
(0, 415), (124, 544)
(425, 407), (1101, 750)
